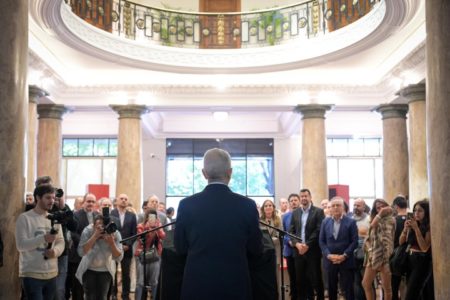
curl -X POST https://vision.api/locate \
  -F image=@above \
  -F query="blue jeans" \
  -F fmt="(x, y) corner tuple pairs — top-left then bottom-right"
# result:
(55, 255), (68, 300)
(135, 259), (161, 300)
(22, 276), (57, 300)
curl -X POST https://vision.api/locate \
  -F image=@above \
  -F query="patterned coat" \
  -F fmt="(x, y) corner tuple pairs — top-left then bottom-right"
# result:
(365, 214), (396, 269)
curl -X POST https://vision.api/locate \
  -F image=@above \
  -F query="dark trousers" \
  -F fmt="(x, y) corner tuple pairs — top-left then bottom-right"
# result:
(294, 254), (324, 300)
(327, 265), (354, 300)
(354, 267), (366, 300)
(286, 256), (297, 300)
(114, 255), (132, 300)
(22, 276), (57, 300)
(405, 253), (431, 300)
(82, 269), (112, 300)
(391, 273), (402, 300)
(67, 261), (84, 300)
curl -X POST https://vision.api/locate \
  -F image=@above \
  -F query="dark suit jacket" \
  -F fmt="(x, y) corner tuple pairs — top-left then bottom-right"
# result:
(110, 209), (137, 257)
(174, 184), (263, 300)
(319, 215), (358, 270)
(69, 209), (98, 263)
(289, 205), (325, 258)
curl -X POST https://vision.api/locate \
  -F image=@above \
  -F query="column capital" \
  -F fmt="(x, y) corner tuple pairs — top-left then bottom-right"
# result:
(29, 85), (49, 104)
(110, 104), (150, 119)
(294, 104), (333, 119)
(399, 83), (426, 104)
(374, 104), (408, 120)
(37, 104), (70, 120)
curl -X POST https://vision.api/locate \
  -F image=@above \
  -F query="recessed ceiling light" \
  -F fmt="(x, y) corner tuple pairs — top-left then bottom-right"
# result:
(213, 111), (229, 121)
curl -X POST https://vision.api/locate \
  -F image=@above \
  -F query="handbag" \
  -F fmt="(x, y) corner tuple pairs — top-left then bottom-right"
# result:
(138, 245), (160, 264)
(389, 243), (409, 276)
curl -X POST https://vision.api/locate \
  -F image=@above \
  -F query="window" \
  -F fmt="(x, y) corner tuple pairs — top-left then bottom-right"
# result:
(166, 139), (274, 214)
(63, 138), (118, 157)
(61, 137), (117, 200)
(327, 138), (383, 207)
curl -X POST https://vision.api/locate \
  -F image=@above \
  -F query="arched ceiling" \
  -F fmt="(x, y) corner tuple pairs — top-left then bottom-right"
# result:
(28, 0), (425, 138)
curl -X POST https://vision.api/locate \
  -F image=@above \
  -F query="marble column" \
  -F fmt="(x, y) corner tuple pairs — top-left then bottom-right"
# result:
(110, 105), (149, 210)
(0, 0), (28, 298)
(400, 83), (428, 207)
(375, 104), (409, 203)
(426, 1), (450, 298)
(28, 86), (49, 191)
(294, 104), (332, 206)
(37, 104), (69, 187)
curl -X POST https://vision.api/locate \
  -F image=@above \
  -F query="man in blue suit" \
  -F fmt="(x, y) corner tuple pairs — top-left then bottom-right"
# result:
(319, 197), (358, 300)
(174, 148), (263, 300)
(282, 193), (300, 300)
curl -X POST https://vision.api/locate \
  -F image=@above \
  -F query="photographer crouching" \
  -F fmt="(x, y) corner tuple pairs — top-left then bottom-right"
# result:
(75, 214), (123, 300)
(15, 184), (65, 299)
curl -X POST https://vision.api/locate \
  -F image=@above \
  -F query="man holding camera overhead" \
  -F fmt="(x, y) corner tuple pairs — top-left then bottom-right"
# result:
(111, 193), (137, 300)
(15, 184), (65, 299)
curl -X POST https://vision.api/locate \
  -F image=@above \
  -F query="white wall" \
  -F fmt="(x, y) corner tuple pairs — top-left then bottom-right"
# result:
(142, 137), (167, 205)
(62, 111), (118, 136)
(273, 135), (301, 206)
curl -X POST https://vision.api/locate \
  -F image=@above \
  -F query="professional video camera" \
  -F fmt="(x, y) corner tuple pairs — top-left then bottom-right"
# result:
(102, 207), (118, 234)
(47, 209), (73, 224)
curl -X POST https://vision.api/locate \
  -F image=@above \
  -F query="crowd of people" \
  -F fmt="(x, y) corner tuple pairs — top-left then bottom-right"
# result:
(16, 175), (173, 300)
(15, 149), (434, 300)
(268, 192), (434, 300)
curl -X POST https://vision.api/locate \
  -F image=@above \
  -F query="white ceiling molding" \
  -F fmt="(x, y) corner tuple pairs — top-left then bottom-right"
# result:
(30, 0), (425, 139)
(29, 0), (420, 74)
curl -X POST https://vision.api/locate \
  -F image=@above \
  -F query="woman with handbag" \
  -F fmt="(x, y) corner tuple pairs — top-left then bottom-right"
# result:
(362, 199), (396, 300)
(399, 200), (432, 300)
(134, 209), (166, 300)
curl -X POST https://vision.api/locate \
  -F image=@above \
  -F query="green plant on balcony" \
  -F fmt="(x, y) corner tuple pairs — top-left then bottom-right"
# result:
(158, 3), (195, 46)
(251, 8), (286, 46)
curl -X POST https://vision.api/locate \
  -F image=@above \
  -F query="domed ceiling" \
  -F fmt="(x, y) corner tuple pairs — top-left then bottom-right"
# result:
(28, 0), (425, 138)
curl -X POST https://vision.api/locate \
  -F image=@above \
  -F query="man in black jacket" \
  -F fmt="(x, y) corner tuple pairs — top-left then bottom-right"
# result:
(289, 188), (325, 300)
(111, 194), (137, 300)
(174, 148), (263, 300)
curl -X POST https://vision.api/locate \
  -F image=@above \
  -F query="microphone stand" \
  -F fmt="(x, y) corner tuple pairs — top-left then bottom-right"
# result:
(259, 221), (301, 300)
(121, 221), (176, 300)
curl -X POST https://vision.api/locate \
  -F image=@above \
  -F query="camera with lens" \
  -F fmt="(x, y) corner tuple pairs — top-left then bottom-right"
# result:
(55, 188), (64, 198)
(47, 209), (73, 224)
(102, 207), (118, 234)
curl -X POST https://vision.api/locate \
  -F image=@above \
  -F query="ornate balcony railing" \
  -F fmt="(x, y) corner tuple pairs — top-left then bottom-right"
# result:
(67, 0), (381, 49)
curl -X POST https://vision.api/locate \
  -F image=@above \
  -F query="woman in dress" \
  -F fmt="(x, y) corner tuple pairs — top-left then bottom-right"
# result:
(362, 199), (396, 300)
